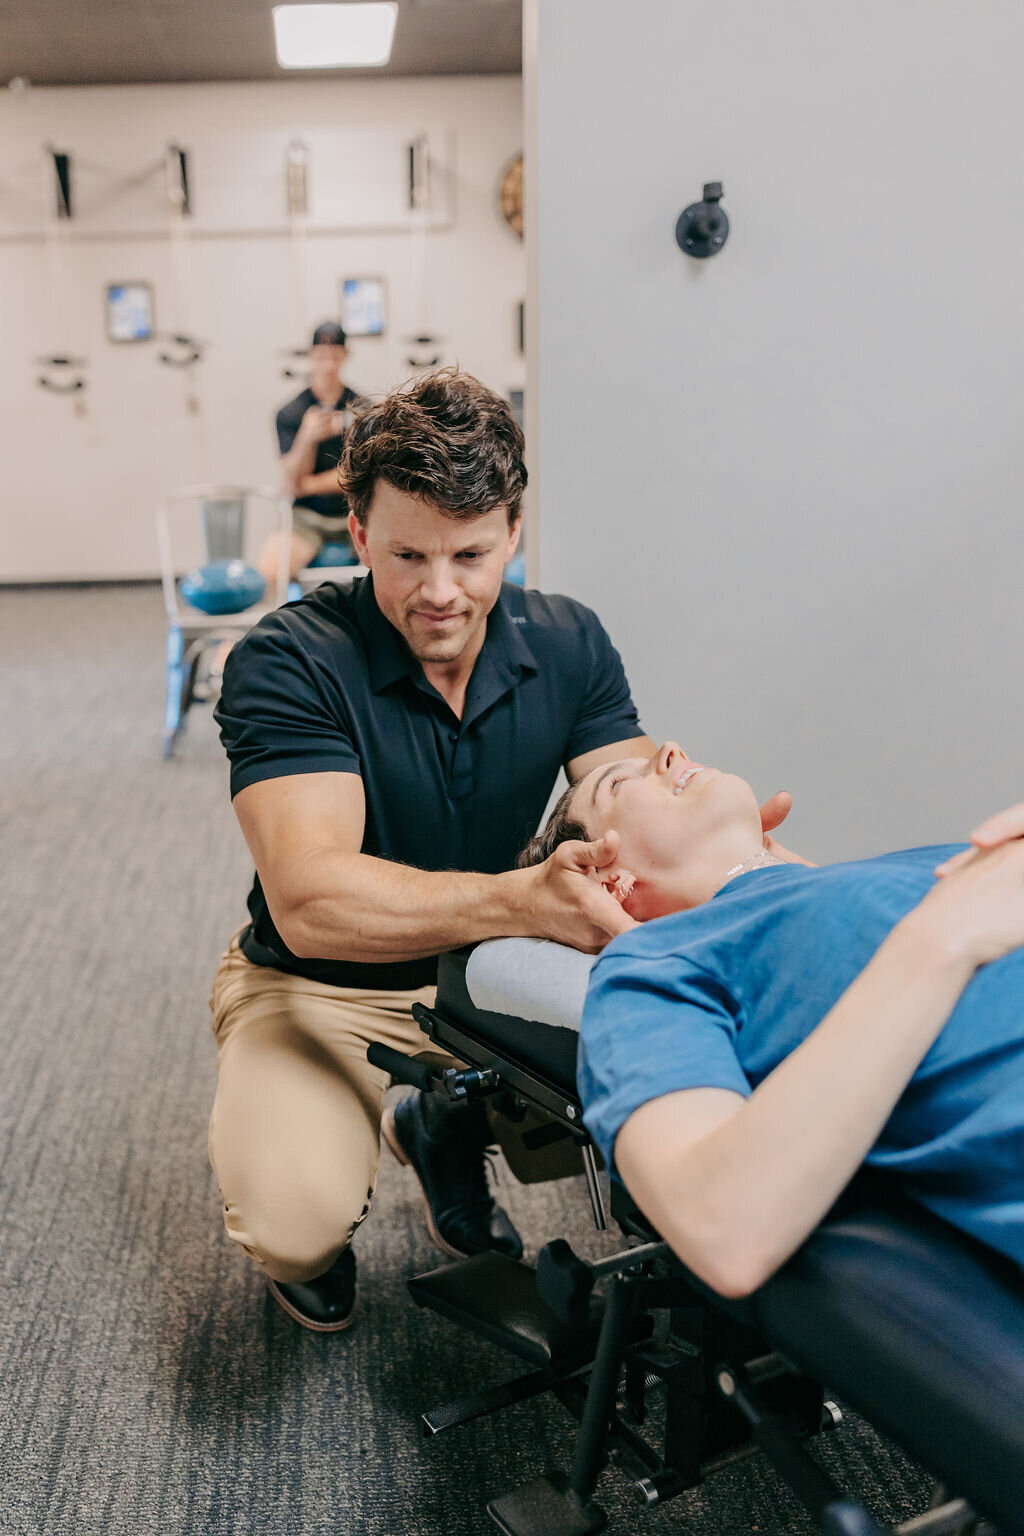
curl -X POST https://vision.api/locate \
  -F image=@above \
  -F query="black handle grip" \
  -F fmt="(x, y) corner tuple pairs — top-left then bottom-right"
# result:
(367, 1042), (438, 1092)
(38, 376), (85, 393)
(536, 1239), (595, 1326)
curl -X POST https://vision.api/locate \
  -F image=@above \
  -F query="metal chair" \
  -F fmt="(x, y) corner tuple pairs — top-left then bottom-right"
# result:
(294, 556), (367, 597)
(156, 483), (291, 758)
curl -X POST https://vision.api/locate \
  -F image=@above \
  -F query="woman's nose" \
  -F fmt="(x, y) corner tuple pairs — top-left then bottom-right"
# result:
(652, 740), (687, 776)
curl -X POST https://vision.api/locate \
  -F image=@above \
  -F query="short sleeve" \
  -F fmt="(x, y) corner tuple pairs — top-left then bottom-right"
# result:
(276, 404), (298, 457)
(563, 612), (644, 763)
(578, 949), (751, 1171)
(214, 621), (361, 798)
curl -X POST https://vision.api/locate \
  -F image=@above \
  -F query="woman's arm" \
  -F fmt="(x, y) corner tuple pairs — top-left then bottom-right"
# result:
(615, 836), (1024, 1298)
(935, 800), (1024, 876)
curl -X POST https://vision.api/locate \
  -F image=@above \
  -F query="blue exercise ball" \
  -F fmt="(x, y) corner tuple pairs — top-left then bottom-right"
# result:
(180, 559), (266, 615)
(309, 540), (359, 569)
(504, 553), (527, 587)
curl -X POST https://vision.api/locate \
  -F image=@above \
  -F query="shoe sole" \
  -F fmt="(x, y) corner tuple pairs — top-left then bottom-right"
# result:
(266, 1277), (358, 1333)
(381, 1100), (467, 1261)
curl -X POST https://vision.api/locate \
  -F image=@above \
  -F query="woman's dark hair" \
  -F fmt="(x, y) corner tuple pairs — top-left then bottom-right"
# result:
(517, 782), (590, 868)
(339, 367), (526, 526)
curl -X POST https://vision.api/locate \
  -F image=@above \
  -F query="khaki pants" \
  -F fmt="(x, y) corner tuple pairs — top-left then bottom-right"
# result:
(290, 505), (350, 556)
(208, 931), (459, 1284)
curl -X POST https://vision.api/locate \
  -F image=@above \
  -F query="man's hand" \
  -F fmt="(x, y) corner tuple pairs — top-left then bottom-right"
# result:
(512, 831), (638, 953)
(298, 405), (345, 444)
(935, 802), (1024, 879)
(757, 790), (815, 867)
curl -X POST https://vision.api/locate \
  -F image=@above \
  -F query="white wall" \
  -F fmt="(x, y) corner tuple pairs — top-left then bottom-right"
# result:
(528, 0), (1024, 861)
(0, 76), (523, 581)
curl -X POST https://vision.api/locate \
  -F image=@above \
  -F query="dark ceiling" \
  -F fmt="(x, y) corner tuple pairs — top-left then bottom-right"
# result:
(1, 0), (522, 86)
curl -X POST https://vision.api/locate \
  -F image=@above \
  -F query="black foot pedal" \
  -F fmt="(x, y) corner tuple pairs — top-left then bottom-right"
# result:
(488, 1472), (606, 1536)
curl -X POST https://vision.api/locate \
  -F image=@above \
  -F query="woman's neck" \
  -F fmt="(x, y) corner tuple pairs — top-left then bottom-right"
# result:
(711, 849), (786, 896)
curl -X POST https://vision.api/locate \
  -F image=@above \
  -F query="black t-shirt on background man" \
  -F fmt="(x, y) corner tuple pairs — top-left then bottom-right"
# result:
(215, 575), (644, 991)
(275, 384), (362, 519)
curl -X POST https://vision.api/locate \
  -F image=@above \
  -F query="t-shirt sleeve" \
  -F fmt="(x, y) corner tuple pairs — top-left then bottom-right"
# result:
(276, 404), (298, 457)
(578, 948), (751, 1171)
(563, 611), (645, 763)
(214, 619), (361, 798)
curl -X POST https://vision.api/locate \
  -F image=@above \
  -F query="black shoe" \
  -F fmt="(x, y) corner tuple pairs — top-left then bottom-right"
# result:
(266, 1247), (357, 1332)
(382, 1092), (523, 1261)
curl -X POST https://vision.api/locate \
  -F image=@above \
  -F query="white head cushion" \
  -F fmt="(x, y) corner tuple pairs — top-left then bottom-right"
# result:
(464, 938), (596, 1034)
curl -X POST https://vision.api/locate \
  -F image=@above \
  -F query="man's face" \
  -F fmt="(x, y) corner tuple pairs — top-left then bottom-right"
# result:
(349, 483), (521, 667)
(309, 343), (346, 395)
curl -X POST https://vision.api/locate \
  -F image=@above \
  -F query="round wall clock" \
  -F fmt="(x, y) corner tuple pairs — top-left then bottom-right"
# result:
(499, 154), (524, 239)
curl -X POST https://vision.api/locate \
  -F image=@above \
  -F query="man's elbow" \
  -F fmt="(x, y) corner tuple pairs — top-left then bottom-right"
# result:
(270, 898), (319, 959)
(281, 924), (318, 960)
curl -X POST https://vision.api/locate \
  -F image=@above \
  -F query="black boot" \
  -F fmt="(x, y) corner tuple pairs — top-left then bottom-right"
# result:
(382, 1092), (523, 1261)
(267, 1246), (358, 1332)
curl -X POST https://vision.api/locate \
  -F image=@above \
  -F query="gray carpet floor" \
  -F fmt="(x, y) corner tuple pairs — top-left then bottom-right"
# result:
(0, 586), (935, 1535)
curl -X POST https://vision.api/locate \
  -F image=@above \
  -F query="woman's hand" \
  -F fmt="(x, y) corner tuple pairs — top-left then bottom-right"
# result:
(758, 791), (816, 867)
(935, 802), (1024, 878)
(913, 833), (1024, 969)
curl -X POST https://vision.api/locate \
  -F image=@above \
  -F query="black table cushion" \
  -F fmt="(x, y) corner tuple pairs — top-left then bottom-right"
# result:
(757, 1178), (1024, 1535)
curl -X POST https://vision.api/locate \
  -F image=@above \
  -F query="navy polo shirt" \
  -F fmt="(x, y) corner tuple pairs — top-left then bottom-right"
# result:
(215, 575), (643, 990)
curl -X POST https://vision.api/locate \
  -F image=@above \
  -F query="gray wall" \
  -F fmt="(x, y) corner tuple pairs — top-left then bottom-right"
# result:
(528, 0), (1023, 862)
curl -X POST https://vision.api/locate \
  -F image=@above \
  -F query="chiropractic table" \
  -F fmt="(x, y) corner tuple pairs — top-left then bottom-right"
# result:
(368, 939), (1024, 1536)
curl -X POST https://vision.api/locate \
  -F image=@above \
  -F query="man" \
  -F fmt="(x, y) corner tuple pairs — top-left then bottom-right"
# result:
(261, 320), (363, 582)
(210, 369), (786, 1332)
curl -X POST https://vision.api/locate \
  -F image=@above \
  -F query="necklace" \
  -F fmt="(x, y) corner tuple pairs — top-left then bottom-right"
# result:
(712, 851), (785, 896)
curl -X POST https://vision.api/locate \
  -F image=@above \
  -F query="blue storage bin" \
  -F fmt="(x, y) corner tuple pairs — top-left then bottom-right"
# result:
(180, 558), (266, 615)
(309, 540), (359, 569)
(504, 553), (527, 587)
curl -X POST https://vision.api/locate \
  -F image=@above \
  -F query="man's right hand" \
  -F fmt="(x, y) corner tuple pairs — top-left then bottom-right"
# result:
(510, 832), (638, 953)
(298, 405), (345, 444)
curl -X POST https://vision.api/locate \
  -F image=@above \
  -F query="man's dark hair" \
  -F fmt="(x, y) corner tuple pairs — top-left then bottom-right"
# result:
(339, 367), (526, 526)
(517, 782), (589, 868)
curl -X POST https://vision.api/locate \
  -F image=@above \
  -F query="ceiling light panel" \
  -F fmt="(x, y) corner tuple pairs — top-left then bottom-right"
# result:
(273, 4), (398, 69)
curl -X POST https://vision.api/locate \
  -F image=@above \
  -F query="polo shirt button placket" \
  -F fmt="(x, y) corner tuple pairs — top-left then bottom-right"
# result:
(448, 729), (475, 800)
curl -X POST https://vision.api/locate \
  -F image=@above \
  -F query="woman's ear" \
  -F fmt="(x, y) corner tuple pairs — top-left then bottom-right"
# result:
(595, 868), (637, 906)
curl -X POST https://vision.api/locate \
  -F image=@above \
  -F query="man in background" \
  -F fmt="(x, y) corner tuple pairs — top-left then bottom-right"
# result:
(260, 320), (364, 581)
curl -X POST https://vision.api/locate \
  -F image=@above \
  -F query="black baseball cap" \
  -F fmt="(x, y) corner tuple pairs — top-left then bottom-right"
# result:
(311, 321), (347, 347)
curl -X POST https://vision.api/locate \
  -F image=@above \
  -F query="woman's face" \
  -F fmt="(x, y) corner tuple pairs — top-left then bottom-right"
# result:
(569, 741), (763, 916)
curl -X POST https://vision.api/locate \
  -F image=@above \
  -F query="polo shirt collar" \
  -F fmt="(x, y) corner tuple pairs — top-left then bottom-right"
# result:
(356, 575), (418, 693)
(355, 574), (538, 700)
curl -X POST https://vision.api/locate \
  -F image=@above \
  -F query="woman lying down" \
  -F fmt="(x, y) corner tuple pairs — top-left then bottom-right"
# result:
(519, 742), (1024, 1297)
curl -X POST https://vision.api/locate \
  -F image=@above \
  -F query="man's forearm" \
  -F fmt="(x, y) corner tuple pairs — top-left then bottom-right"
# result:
(294, 468), (344, 497)
(272, 848), (529, 962)
(281, 437), (317, 494)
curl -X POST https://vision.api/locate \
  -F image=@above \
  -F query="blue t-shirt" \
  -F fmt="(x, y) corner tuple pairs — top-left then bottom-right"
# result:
(580, 846), (1024, 1269)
